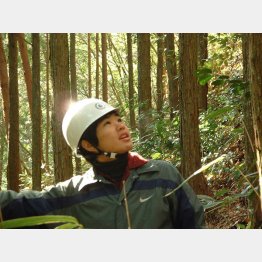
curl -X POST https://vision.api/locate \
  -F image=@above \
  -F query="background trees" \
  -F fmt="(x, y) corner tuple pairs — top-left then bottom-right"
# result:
(0, 33), (261, 228)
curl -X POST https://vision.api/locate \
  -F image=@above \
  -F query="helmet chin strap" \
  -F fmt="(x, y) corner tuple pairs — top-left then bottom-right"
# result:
(94, 146), (118, 159)
(102, 151), (118, 159)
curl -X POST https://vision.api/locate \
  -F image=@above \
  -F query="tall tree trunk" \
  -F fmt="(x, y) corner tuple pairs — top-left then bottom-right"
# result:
(70, 33), (82, 175)
(95, 33), (100, 99)
(108, 34), (128, 76)
(45, 33), (50, 173)
(87, 33), (92, 97)
(249, 33), (262, 227)
(165, 33), (179, 119)
(242, 33), (260, 228)
(0, 110), (5, 190)
(101, 33), (108, 102)
(127, 33), (136, 130)
(198, 33), (208, 111)
(0, 34), (9, 136)
(108, 36), (127, 106)
(137, 33), (152, 140)
(17, 33), (33, 118)
(7, 33), (20, 191)
(179, 33), (210, 195)
(32, 33), (42, 190)
(156, 33), (164, 114)
(50, 33), (73, 183)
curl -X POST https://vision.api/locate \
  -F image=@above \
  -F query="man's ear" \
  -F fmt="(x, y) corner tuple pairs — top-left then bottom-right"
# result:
(81, 140), (98, 154)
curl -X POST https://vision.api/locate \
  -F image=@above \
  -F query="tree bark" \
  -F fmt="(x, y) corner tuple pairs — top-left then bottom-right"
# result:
(249, 33), (262, 227)
(32, 33), (42, 190)
(156, 33), (164, 114)
(101, 33), (108, 102)
(198, 33), (208, 111)
(179, 33), (210, 195)
(242, 33), (260, 228)
(95, 33), (100, 99)
(45, 33), (50, 173)
(127, 33), (136, 130)
(0, 110), (5, 190)
(87, 33), (92, 97)
(70, 33), (82, 175)
(7, 33), (20, 191)
(137, 33), (152, 140)
(17, 33), (33, 118)
(165, 33), (179, 119)
(50, 33), (73, 183)
(0, 34), (9, 136)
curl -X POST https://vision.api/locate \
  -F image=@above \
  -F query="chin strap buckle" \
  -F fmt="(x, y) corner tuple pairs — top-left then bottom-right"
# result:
(104, 152), (117, 159)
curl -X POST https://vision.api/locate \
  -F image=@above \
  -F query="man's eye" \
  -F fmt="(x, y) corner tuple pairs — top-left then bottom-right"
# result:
(118, 118), (122, 122)
(104, 121), (111, 126)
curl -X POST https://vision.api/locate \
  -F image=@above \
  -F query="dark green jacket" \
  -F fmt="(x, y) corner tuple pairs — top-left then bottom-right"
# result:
(0, 154), (204, 229)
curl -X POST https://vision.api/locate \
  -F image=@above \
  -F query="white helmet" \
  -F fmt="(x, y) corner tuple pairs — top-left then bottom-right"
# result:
(62, 98), (116, 153)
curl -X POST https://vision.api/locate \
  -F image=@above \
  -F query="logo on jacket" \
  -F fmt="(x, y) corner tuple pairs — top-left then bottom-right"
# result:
(139, 194), (154, 203)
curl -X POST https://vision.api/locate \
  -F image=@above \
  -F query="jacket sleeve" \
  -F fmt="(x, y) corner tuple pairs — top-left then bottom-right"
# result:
(0, 176), (81, 221)
(173, 180), (205, 229)
(160, 161), (205, 229)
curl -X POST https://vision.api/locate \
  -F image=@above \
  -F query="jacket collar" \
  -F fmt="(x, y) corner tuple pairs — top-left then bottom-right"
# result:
(79, 152), (160, 190)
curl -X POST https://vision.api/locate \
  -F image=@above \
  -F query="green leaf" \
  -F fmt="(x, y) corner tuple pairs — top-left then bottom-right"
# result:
(215, 188), (229, 197)
(211, 79), (225, 86)
(0, 215), (83, 229)
(151, 152), (161, 159)
(55, 223), (83, 229)
(205, 106), (233, 120)
(196, 67), (213, 86)
(197, 195), (223, 210)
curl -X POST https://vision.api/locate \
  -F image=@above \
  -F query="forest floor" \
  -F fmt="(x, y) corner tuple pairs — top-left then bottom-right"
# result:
(204, 173), (249, 229)
(203, 139), (250, 229)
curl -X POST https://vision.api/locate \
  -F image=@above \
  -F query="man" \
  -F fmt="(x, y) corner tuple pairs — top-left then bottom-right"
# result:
(0, 98), (204, 229)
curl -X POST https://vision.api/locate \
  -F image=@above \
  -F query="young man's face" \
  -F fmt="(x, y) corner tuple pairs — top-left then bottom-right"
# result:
(96, 113), (133, 154)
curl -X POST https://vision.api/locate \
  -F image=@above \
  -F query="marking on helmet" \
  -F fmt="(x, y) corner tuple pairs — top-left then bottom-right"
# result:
(95, 102), (106, 110)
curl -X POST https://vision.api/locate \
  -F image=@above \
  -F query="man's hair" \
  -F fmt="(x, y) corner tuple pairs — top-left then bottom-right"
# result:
(77, 110), (119, 161)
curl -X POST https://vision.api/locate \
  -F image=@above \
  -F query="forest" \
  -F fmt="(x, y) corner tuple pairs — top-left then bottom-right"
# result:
(0, 33), (261, 229)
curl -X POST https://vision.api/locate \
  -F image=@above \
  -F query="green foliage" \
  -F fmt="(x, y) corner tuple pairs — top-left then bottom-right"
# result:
(0, 215), (83, 229)
(196, 67), (213, 85)
(132, 106), (181, 164)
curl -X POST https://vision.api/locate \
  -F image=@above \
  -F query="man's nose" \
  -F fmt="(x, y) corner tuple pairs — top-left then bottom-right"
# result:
(116, 121), (125, 130)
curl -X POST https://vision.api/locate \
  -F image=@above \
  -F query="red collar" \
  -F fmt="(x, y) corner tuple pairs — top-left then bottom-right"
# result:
(127, 152), (148, 169)
(101, 152), (148, 189)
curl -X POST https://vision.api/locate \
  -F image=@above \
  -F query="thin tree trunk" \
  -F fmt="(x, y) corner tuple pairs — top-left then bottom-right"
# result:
(108, 34), (128, 76)
(0, 110), (5, 190)
(242, 33), (260, 228)
(108, 63), (126, 116)
(95, 33), (100, 99)
(198, 33), (208, 111)
(45, 33), (50, 173)
(165, 33), (179, 119)
(70, 33), (82, 175)
(32, 33), (42, 190)
(101, 33), (108, 102)
(127, 33), (136, 130)
(179, 33), (210, 195)
(156, 33), (164, 114)
(17, 33), (33, 118)
(108, 37), (127, 105)
(137, 33), (152, 140)
(87, 33), (92, 97)
(7, 33), (20, 191)
(50, 33), (73, 183)
(0, 34), (10, 136)
(249, 33), (262, 227)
